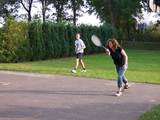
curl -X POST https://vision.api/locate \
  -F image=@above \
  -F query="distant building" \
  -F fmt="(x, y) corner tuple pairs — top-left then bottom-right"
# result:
(134, 0), (160, 30)
(150, 0), (160, 12)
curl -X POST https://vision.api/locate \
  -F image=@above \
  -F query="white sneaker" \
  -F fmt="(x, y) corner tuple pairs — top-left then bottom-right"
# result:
(115, 91), (122, 97)
(124, 83), (129, 89)
(71, 69), (77, 73)
(81, 69), (87, 72)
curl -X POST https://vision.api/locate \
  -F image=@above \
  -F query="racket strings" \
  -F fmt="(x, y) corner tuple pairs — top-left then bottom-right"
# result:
(91, 35), (102, 47)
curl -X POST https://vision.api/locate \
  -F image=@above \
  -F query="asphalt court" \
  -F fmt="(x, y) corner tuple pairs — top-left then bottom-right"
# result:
(0, 71), (160, 120)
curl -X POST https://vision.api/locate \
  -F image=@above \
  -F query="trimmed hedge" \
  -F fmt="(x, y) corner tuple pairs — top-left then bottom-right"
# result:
(0, 19), (116, 63)
(1, 19), (160, 63)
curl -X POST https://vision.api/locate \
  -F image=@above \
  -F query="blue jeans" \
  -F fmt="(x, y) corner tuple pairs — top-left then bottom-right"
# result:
(116, 65), (128, 88)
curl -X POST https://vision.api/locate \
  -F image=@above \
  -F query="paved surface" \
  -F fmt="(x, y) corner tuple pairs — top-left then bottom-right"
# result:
(0, 71), (160, 120)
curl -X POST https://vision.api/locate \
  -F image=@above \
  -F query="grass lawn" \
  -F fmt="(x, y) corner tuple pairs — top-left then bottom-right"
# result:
(0, 49), (160, 84)
(138, 105), (160, 120)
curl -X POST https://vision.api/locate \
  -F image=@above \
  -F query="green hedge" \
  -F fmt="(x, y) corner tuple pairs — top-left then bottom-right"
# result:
(0, 19), (116, 63)
(121, 41), (160, 50)
(122, 25), (160, 50)
(134, 32), (160, 42)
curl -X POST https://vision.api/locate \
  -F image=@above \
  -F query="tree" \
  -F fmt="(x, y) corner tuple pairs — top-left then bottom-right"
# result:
(0, 0), (9, 18)
(18, 0), (34, 22)
(50, 0), (69, 23)
(88, 0), (141, 28)
(0, 0), (17, 19)
(68, 0), (84, 25)
(87, 0), (142, 40)
(39, 0), (50, 23)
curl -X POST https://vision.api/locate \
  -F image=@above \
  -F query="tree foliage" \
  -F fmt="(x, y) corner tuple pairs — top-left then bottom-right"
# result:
(87, 0), (142, 39)
(48, 0), (69, 23)
(68, 0), (85, 25)
(88, 0), (141, 28)
(0, 0), (18, 19)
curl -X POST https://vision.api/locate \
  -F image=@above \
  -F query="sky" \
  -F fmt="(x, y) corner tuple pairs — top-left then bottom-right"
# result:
(77, 13), (101, 26)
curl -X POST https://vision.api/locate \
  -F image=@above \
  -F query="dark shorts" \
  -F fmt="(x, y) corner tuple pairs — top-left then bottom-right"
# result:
(76, 53), (83, 59)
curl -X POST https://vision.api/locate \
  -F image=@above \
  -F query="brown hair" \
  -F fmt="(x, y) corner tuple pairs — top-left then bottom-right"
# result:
(76, 33), (80, 36)
(107, 38), (121, 49)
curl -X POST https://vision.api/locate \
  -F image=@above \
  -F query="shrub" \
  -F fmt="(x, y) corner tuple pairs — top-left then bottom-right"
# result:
(0, 17), (28, 62)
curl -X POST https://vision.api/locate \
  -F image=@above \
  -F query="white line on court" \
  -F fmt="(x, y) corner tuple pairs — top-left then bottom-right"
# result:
(0, 82), (10, 86)
(0, 70), (54, 78)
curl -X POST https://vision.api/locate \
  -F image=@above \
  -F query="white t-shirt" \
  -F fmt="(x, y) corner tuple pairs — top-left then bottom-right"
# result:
(75, 39), (86, 54)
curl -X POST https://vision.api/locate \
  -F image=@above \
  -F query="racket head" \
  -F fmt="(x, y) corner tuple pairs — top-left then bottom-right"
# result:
(91, 35), (102, 47)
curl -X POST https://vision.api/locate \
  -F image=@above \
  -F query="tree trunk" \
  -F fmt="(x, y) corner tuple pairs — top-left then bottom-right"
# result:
(42, 0), (46, 23)
(72, 0), (76, 25)
(108, 0), (116, 28)
(73, 9), (76, 25)
(28, 11), (31, 21)
(20, 0), (33, 22)
(56, 2), (63, 23)
(56, 6), (60, 22)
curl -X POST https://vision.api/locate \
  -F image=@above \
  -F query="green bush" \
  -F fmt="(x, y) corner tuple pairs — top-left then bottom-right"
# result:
(0, 17), (28, 62)
(0, 20), (116, 62)
(122, 25), (160, 50)
(134, 24), (160, 42)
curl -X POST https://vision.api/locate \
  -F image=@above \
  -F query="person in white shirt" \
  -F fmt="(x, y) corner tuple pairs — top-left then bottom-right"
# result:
(71, 33), (86, 73)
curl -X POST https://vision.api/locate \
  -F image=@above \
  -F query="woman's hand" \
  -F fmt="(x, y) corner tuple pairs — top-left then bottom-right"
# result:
(105, 48), (110, 56)
(123, 64), (128, 70)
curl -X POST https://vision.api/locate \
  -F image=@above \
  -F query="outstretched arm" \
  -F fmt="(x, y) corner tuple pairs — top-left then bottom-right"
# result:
(121, 49), (128, 65)
(121, 49), (128, 69)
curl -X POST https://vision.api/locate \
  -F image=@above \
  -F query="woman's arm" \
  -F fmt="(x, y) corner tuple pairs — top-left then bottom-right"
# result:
(121, 49), (128, 68)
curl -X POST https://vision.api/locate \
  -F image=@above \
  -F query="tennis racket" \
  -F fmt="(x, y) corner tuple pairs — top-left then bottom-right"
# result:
(91, 35), (107, 50)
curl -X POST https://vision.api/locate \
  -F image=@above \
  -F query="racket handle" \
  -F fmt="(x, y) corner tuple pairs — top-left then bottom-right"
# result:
(102, 46), (107, 50)
(102, 46), (110, 55)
